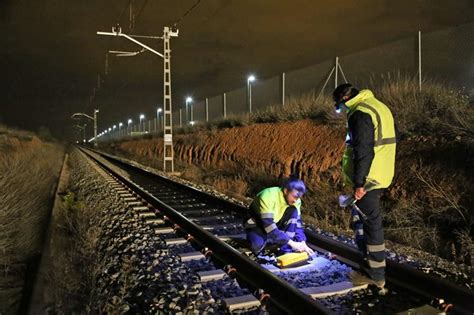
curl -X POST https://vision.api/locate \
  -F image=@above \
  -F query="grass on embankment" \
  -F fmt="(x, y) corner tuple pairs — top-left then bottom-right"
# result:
(171, 74), (472, 138)
(0, 125), (64, 313)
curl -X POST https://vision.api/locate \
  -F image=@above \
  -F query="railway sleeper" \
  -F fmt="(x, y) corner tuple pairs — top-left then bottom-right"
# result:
(178, 251), (205, 262)
(224, 294), (261, 312)
(198, 269), (226, 282)
(301, 281), (368, 299)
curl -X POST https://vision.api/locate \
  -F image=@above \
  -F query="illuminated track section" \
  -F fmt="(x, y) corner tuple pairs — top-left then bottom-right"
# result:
(79, 146), (474, 314)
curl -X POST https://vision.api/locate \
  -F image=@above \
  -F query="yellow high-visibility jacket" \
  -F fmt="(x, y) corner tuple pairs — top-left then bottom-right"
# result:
(342, 89), (396, 190)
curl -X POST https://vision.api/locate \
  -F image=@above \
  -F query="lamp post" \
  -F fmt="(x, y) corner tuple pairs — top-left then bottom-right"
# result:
(185, 97), (193, 123)
(157, 107), (163, 132)
(119, 122), (123, 138)
(247, 75), (256, 113)
(127, 119), (132, 135)
(139, 114), (145, 132)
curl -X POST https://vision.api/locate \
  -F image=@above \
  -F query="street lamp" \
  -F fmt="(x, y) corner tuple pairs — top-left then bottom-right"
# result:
(118, 122), (123, 138)
(247, 75), (256, 113)
(139, 114), (145, 132)
(127, 119), (133, 135)
(185, 97), (193, 123)
(157, 107), (163, 132)
(190, 121), (195, 126)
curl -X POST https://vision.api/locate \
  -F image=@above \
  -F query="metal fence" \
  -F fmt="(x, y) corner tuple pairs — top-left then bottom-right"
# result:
(105, 22), (473, 139)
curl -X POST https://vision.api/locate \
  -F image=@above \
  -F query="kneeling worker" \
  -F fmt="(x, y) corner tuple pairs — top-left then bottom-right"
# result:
(244, 178), (314, 255)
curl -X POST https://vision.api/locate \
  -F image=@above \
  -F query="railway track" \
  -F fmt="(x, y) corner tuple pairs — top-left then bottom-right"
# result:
(78, 146), (474, 314)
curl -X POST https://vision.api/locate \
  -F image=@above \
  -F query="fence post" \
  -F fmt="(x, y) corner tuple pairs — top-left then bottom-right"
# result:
(223, 93), (227, 118)
(281, 72), (286, 106)
(418, 30), (422, 92)
(335, 56), (339, 88)
(205, 98), (209, 122)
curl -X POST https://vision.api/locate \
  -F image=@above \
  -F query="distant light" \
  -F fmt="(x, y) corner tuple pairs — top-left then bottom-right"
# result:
(139, 114), (145, 119)
(335, 108), (342, 114)
(119, 122), (123, 127)
(247, 75), (256, 82)
(128, 119), (132, 124)
(190, 121), (195, 126)
(157, 107), (163, 113)
(186, 96), (193, 103)
(113, 125), (116, 129)
(108, 128), (111, 132)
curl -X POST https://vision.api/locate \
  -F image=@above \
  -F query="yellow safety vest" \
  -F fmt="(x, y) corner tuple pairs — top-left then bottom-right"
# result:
(342, 89), (396, 190)
(250, 187), (301, 223)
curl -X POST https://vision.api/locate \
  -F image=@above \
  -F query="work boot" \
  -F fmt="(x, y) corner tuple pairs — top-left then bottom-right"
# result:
(349, 270), (386, 294)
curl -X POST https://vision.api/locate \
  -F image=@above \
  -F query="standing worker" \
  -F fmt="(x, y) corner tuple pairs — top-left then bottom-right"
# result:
(333, 83), (397, 291)
(244, 178), (314, 256)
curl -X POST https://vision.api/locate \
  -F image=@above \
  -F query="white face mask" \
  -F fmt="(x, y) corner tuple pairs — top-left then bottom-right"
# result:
(335, 102), (349, 114)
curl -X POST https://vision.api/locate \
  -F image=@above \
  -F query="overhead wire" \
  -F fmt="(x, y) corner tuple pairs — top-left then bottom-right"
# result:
(118, 0), (133, 25)
(173, 0), (202, 26)
(133, 0), (149, 30)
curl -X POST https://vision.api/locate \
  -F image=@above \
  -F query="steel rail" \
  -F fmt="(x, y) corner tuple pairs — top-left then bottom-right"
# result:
(80, 147), (334, 314)
(305, 231), (474, 313)
(83, 147), (474, 313)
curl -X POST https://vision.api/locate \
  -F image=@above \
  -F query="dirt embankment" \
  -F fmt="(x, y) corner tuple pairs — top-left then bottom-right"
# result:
(118, 120), (345, 185)
(105, 119), (473, 261)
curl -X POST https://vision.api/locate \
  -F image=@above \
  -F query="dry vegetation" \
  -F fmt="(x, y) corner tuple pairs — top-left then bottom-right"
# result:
(44, 189), (102, 312)
(133, 75), (472, 139)
(0, 125), (64, 314)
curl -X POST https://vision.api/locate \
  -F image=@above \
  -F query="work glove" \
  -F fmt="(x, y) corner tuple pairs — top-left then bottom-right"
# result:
(287, 240), (307, 253)
(301, 242), (315, 255)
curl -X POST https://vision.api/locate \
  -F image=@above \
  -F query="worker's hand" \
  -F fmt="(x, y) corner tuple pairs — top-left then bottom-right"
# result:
(301, 242), (315, 255)
(354, 187), (366, 200)
(287, 240), (306, 252)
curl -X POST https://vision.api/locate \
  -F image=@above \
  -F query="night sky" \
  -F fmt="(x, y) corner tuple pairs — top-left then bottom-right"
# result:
(1, 0), (473, 139)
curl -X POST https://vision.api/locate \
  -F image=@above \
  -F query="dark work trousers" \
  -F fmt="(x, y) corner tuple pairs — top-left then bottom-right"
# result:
(353, 189), (386, 281)
(245, 206), (299, 255)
